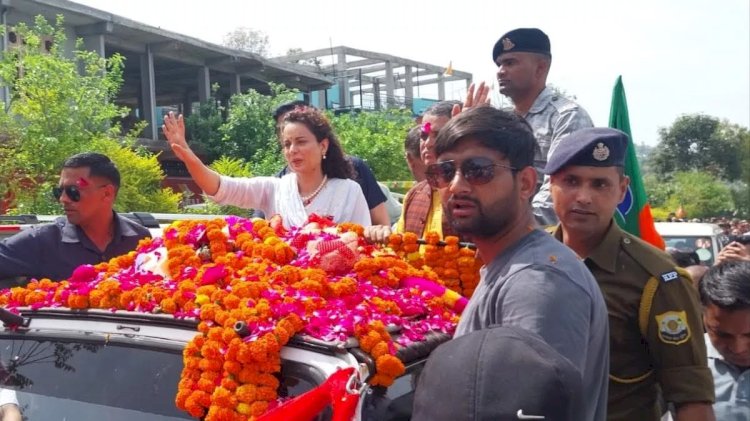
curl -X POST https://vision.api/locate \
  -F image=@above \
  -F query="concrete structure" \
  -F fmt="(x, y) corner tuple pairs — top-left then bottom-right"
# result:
(0, 0), (333, 142)
(273, 46), (472, 115)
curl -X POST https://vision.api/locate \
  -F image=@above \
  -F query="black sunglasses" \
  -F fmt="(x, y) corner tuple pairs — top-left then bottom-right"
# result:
(52, 185), (82, 202)
(52, 184), (107, 202)
(426, 157), (517, 188)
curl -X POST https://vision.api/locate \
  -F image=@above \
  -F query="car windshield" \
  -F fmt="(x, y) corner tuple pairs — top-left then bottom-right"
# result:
(0, 335), (330, 420)
(0, 337), (191, 420)
(663, 235), (717, 265)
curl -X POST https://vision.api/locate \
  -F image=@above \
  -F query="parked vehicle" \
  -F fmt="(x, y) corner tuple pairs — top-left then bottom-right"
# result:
(0, 307), (444, 420)
(655, 222), (730, 266)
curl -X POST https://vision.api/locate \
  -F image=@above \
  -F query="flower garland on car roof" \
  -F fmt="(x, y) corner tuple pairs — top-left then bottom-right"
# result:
(0, 215), (481, 420)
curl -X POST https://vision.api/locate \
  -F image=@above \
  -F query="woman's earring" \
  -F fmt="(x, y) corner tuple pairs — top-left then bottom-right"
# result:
(323, 153), (327, 160)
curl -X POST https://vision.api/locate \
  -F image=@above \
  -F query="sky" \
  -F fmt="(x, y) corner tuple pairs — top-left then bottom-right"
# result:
(75, 0), (749, 146)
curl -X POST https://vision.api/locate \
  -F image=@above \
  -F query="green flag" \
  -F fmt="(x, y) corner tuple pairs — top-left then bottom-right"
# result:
(609, 76), (665, 249)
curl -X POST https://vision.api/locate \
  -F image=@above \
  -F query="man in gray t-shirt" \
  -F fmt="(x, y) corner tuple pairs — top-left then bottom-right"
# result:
(422, 106), (609, 421)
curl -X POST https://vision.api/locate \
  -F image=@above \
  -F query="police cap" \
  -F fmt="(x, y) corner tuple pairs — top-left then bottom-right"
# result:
(493, 28), (551, 63)
(543, 127), (629, 175)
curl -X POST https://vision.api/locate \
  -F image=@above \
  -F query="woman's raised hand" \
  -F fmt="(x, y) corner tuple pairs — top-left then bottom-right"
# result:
(162, 112), (197, 164)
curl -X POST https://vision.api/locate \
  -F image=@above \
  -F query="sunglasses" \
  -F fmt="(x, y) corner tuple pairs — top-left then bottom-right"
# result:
(425, 157), (517, 188)
(52, 184), (108, 202)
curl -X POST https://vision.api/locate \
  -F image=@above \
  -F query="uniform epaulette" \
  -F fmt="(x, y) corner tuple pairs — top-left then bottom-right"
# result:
(549, 95), (580, 114)
(620, 232), (680, 283)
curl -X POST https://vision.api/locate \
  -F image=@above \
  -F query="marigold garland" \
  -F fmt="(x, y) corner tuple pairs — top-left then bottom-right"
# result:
(0, 216), (480, 420)
(387, 231), (482, 298)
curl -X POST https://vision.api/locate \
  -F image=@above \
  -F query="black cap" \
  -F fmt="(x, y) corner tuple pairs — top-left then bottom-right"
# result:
(493, 28), (551, 63)
(412, 326), (583, 421)
(543, 127), (629, 175)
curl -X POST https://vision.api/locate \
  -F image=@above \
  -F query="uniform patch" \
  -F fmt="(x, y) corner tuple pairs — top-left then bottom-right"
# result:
(660, 271), (679, 282)
(655, 311), (691, 345)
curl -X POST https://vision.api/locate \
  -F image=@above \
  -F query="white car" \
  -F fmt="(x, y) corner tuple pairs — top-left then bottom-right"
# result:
(0, 307), (444, 420)
(655, 222), (731, 266)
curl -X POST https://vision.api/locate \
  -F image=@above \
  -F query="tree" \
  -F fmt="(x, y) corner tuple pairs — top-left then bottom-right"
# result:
(184, 84), (224, 162)
(218, 83), (298, 175)
(330, 109), (415, 181)
(91, 138), (182, 213)
(0, 15), (181, 214)
(662, 171), (734, 219)
(285, 48), (323, 69)
(222, 27), (270, 57)
(650, 114), (745, 180)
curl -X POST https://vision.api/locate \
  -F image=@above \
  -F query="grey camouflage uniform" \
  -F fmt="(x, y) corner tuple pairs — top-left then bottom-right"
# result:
(525, 86), (594, 226)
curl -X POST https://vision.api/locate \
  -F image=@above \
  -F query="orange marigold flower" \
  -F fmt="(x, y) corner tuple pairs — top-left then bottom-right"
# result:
(249, 401), (269, 417)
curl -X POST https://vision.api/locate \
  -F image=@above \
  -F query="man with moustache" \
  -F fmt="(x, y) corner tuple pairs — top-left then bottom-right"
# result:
(493, 28), (593, 226)
(0, 153), (150, 284)
(425, 106), (609, 421)
(546, 128), (715, 421)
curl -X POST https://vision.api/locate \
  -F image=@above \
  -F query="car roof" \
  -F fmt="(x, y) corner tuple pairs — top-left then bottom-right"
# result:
(654, 222), (723, 237)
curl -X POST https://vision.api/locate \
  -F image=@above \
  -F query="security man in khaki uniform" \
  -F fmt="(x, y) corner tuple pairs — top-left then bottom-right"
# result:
(545, 128), (715, 421)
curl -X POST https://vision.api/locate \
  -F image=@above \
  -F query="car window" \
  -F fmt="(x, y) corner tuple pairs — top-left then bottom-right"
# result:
(361, 360), (425, 421)
(0, 335), (333, 421)
(664, 235), (716, 265)
(0, 337), (190, 420)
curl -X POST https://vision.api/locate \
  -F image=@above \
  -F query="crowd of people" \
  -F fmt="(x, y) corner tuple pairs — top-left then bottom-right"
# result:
(0, 26), (748, 421)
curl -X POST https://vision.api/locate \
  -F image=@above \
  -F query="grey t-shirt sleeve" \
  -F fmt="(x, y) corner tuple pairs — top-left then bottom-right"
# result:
(498, 266), (592, 372)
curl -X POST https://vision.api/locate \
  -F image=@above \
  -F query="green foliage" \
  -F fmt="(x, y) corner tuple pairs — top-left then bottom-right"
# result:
(662, 171), (734, 219)
(330, 109), (415, 181)
(649, 206), (673, 222)
(218, 83), (298, 175)
(646, 114), (750, 218)
(0, 15), (128, 179)
(90, 138), (182, 213)
(650, 114), (746, 180)
(210, 156), (253, 178)
(0, 15), (180, 214)
(643, 174), (674, 209)
(727, 181), (749, 219)
(185, 156), (256, 217)
(183, 85), (224, 162)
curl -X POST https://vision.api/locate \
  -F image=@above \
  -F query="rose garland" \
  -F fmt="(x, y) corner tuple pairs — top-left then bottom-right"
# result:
(0, 216), (480, 420)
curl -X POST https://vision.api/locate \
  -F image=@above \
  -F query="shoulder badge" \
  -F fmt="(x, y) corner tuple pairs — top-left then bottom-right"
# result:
(655, 311), (691, 345)
(660, 270), (679, 282)
(502, 37), (515, 51)
(592, 142), (610, 161)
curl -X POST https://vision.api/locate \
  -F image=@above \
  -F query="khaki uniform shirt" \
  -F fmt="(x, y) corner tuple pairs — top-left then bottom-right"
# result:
(553, 222), (714, 421)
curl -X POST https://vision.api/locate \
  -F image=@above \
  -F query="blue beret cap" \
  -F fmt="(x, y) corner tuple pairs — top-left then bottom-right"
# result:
(493, 28), (551, 63)
(543, 127), (629, 175)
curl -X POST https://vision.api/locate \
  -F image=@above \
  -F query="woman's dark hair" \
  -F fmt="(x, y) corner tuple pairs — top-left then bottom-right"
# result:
(273, 100), (308, 123)
(282, 108), (353, 179)
(699, 260), (750, 310)
(404, 125), (421, 158)
(63, 152), (120, 190)
(423, 100), (461, 119)
(434, 107), (536, 170)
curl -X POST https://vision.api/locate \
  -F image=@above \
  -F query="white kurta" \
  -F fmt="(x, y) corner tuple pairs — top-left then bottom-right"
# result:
(208, 173), (372, 228)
